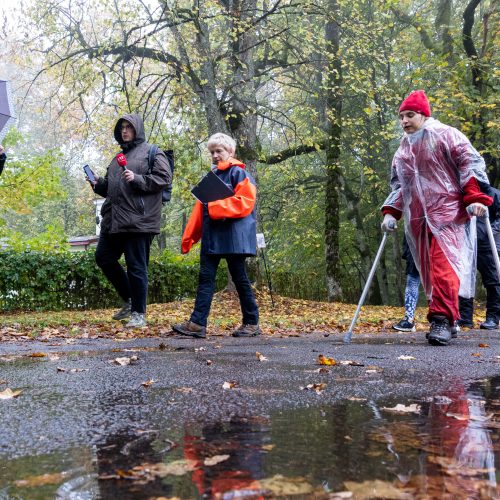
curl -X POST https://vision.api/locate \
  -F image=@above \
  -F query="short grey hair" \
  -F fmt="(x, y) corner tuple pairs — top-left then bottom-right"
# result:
(207, 133), (236, 155)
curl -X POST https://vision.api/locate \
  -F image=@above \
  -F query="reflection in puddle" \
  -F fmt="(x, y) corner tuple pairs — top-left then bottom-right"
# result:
(1, 378), (498, 499)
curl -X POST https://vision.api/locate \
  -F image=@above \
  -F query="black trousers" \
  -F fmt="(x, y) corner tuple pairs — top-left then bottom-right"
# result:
(95, 232), (154, 314)
(190, 254), (259, 327)
(459, 219), (500, 322)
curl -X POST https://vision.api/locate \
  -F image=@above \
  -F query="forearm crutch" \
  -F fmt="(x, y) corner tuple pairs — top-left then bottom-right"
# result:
(344, 228), (393, 344)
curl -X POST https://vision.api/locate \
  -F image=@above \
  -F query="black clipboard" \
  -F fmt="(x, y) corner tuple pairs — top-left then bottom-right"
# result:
(191, 170), (234, 203)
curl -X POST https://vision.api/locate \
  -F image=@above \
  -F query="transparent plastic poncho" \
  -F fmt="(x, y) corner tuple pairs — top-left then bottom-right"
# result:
(383, 118), (489, 299)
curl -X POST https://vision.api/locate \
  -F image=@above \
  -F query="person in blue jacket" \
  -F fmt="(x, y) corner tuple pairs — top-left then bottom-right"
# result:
(173, 133), (260, 339)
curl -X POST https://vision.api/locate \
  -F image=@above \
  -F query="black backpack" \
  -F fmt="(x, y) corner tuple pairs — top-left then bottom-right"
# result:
(148, 145), (174, 204)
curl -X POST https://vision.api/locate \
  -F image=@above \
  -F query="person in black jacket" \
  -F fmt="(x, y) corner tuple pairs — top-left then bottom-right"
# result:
(0, 144), (6, 175)
(89, 114), (171, 328)
(458, 182), (500, 330)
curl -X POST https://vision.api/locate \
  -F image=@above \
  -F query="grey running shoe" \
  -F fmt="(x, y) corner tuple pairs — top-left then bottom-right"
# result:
(428, 315), (452, 346)
(232, 324), (262, 337)
(125, 312), (147, 328)
(112, 299), (132, 320)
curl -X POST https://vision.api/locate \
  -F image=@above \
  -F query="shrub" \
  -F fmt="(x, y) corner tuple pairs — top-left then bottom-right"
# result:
(0, 249), (226, 311)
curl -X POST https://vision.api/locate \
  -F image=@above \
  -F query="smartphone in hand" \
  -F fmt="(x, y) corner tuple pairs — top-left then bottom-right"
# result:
(83, 164), (96, 183)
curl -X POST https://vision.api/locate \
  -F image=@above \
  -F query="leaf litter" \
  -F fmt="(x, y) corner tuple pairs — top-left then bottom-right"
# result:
(1, 290), (476, 340)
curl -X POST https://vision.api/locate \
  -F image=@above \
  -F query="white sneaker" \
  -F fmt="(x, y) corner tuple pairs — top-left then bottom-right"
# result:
(125, 312), (147, 328)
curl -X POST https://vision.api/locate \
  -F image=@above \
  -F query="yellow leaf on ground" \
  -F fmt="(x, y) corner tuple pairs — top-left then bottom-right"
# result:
(317, 354), (336, 365)
(222, 381), (237, 390)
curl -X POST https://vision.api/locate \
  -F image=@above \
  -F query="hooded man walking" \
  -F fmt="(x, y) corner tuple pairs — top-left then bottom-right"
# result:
(381, 90), (492, 346)
(91, 114), (172, 328)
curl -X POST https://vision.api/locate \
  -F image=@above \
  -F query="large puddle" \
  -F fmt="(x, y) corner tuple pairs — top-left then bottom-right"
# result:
(1, 377), (498, 499)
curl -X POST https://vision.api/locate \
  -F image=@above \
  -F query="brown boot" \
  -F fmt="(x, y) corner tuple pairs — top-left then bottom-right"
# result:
(172, 321), (206, 338)
(232, 324), (262, 338)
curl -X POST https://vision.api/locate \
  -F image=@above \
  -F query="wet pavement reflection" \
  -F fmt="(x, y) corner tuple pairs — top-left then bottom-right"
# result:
(1, 377), (498, 499)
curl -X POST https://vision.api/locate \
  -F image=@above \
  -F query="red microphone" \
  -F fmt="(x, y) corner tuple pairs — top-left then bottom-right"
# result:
(116, 153), (127, 169)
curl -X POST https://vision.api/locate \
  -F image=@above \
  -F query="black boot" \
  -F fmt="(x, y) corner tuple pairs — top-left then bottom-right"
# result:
(428, 315), (452, 346)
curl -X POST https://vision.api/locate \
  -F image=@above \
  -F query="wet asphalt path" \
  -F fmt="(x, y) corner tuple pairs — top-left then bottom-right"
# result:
(0, 329), (498, 459)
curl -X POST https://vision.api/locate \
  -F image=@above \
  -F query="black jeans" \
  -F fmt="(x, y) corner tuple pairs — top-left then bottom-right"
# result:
(95, 232), (154, 314)
(190, 254), (259, 327)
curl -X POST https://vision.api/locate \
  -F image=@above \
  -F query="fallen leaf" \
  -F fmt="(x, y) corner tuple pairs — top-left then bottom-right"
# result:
(47, 354), (60, 361)
(317, 367), (329, 373)
(317, 354), (336, 366)
(0, 388), (23, 399)
(344, 479), (411, 499)
(175, 387), (193, 393)
(138, 460), (198, 477)
(206, 359), (213, 365)
(110, 356), (139, 366)
(14, 472), (65, 488)
(478, 343), (489, 348)
(381, 403), (421, 414)
(141, 379), (157, 388)
(471, 353), (481, 357)
(29, 353), (46, 358)
(259, 474), (314, 495)
(261, 444), (275, 451)
(204, 454), (230, 466)
(56, 367), (88, 373)
(347, 397), (367, 401)
(398, 355), (416, 360)
(301, 383), (326, 394)
(339, 360), (364, 366)
(194, 347), (206, 352)
(223, 381), (237, 390)
(256, 351), (268, 361)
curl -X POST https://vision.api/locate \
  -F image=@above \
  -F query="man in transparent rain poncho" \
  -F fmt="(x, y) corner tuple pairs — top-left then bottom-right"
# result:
(381, 90), (493, 346)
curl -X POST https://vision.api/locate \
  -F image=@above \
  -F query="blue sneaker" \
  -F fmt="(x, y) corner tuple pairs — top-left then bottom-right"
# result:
(392, 317), (416, 332)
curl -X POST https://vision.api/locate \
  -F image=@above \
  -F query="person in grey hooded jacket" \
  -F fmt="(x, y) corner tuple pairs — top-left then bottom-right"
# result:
(91, 114), (172, 328)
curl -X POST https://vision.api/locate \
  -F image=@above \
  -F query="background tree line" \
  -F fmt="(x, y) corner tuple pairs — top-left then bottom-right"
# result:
(0, 0), (498, 306)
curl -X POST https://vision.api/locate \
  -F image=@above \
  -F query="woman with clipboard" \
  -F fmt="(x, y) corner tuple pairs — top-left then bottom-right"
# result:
(173, 133), (261, 339)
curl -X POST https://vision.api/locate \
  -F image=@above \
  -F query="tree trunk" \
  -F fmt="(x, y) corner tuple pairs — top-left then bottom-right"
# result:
(324, 0), (343, 301)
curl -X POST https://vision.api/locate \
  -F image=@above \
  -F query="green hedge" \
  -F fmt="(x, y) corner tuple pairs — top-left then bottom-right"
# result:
(0, 250), (226, 312)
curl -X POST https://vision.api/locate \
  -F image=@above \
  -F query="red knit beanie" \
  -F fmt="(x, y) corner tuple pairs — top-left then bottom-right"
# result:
(399, 90), (431, 117)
